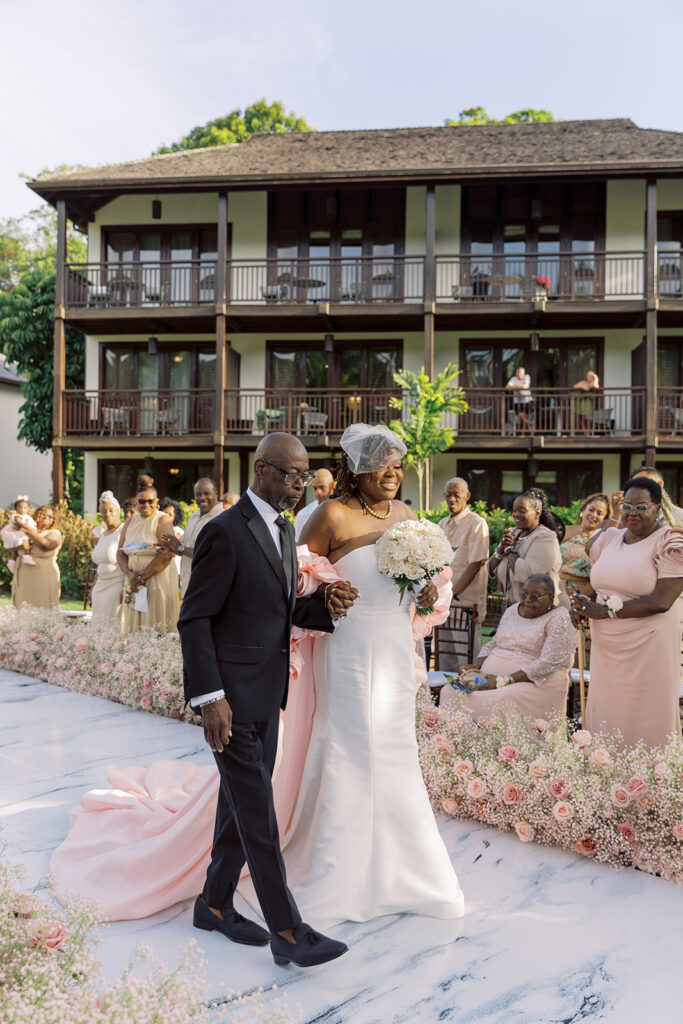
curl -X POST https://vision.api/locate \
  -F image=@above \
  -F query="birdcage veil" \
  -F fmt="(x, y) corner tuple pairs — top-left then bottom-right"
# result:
(339, 423), (407, 474)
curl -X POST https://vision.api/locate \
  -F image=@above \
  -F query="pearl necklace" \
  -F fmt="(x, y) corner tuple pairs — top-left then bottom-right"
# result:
(358, 494), (392, 520)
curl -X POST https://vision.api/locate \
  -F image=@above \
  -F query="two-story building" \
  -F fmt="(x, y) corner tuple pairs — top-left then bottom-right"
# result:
(29, 118), (683, 511)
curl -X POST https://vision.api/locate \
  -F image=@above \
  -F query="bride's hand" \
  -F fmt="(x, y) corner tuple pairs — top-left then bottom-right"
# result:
(325, 581), (359, 619)
(416, 581), (438, 608)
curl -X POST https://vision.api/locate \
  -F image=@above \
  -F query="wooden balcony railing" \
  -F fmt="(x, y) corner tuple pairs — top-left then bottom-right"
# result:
(449, 388), (646, 437)
(228, 257), (425, 304)
(436, 252), (647, 301)
(62, 389), (216, 436)
(224, 388), (401, 434)
(658, 389), (683, 437)
(66, 263), (218, 307)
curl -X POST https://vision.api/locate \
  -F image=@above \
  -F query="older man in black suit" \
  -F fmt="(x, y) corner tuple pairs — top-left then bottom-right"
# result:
(179, 433), (356, 967)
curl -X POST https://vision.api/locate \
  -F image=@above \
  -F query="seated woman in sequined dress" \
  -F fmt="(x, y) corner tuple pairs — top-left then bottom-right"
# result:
(440, 573), (577, 721)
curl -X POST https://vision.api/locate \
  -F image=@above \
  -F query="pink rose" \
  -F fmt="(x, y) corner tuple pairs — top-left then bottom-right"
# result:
(574, 836), (597, 856)
(466, 777), (486, 799)
(454, 759), (473, 777)
(653, 761), (670, 781)
(14, 651), (24, 664)
(534, 718), (550, 732)
(552, 800), (574, 822)
(160, 685), (173, 700)
(618, 823), (636, 843)
(502, 782), (522, 805)
(143, 679), (154, 692)
(74, 637), (87, 654)
(29, 634), (40, 643)
(571, 729), (592, 749)
(672, 823), (683, 841)
(171, 709), (182, 720)
(636, 793), (653, 812)
(100, 662), (113, 674)
(55, 658), (66, 669)
(515, 821), (534, 843)
(31, 921), (68, 952)
(140, 695), (152, 709)
(498, 745), (518, 763)
(442, 797), (458, 816)
(610, 784), (631, 808)
(590, 748), (613, 769)
(625, 776), (647, 797)
(548, 778), (570, 799)
(434, 735), (455, 757)
(529, 760), (547, 779)
(56, 632), (65, 642)
(475, 800), (489, 820)
(423, 708), (440, 728)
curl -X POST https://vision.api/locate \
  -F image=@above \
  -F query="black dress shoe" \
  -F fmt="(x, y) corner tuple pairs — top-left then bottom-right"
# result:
(192, 896), (270, 946)
(271, 922), (348, 967)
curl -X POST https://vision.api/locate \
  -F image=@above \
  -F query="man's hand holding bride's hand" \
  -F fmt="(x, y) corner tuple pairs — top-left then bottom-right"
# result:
(416, 581), (438, 608)
(201, 698), (233, 753)
(324, 581), (359, 619)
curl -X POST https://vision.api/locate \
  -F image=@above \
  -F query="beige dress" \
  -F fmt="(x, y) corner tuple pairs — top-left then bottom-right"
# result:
(12, 530), (62, 610)
(90, 525), (124, 626)
(179, 503), (224, 596)
(495, 524), (567, 607)
(587, 526), (683, 750)
(121, 511), (179, 634)
(441, 604), (577, 720)
(438, 508), (489, 667)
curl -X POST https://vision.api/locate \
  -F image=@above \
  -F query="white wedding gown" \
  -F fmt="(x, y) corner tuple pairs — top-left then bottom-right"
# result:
(274, 545), (465, 928)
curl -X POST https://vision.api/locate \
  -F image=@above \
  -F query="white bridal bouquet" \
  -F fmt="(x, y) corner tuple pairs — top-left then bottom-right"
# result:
(376, 519), (454, 615)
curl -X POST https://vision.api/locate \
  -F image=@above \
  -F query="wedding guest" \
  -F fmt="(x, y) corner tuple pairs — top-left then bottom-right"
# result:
(160, 478), (223, 598)
(159, 497), (184, 583)
(560, 492), (612, 597)
(572, 477), (683, 749)
(12, 505), (62, 610)
(632, 466), (683, 524)
(122, 497), (137, 521)
(2, 495), (37, 569)
(294, 468), (335, 541)
(573, 369), (600, 433)
(116, 476), (179, 634)
(221, 491), (240, 510)
(489, 488), (567, 607)
(437, 477), (489, 666)
(441, 573), (576, 720)
(505, 366), (532, 433)
(90, 491), (125, 625)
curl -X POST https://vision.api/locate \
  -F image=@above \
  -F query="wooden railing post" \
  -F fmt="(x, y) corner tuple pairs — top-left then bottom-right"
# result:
(645, 178), (658, 463)
(52, 199), (67, 503)
(214, 193), (228, 492)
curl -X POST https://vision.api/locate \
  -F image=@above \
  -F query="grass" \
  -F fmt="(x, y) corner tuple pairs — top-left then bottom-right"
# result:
(0, 594), (85, 612)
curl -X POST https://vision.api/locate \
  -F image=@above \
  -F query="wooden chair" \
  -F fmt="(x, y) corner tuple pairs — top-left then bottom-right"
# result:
(433, 600), (478, 669)
(82, 565), (97, 610)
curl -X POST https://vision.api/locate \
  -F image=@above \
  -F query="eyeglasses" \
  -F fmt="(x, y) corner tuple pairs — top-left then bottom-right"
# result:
(262, 459), (313, 487)
(622, 502), (656, 514)
(137, 498), (157, 506)
(519, 591), (551, 603)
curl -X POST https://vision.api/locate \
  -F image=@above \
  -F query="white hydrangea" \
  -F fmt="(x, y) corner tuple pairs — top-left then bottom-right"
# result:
(376, 519), (454, 584)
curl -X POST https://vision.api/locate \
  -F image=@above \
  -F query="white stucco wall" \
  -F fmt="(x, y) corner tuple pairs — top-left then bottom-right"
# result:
(0, 383), (52, 507)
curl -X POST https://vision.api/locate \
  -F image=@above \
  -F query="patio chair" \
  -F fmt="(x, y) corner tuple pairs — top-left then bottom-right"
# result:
(301, 409), (328, 433)
(260, 284), (289, 302)
(451, 284), (474, 301)
(341, 280), (366, 301)
(590, 408), (615, 435)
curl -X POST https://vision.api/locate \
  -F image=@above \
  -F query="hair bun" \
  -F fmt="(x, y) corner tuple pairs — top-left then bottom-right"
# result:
(136, 474), (155, 490)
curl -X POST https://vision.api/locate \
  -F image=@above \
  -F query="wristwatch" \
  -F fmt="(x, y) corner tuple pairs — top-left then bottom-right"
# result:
(177, 543), (185, 555)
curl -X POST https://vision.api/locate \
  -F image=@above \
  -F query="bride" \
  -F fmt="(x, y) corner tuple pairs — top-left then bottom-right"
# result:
(50, 425), (464, 929)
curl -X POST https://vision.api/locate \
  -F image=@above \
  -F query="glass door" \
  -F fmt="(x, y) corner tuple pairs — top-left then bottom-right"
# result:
(169, 231), (193, 304)
(167, 351), (191, 433)
(138, 352), (159, 434)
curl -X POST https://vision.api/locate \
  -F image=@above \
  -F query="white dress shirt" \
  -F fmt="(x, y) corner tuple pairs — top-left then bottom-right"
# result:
(191, 488), (285, 709)
(294, 499), (319, 541)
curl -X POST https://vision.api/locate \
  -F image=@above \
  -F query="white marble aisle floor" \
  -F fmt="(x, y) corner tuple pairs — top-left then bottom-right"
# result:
(1, 667), (681, 1024)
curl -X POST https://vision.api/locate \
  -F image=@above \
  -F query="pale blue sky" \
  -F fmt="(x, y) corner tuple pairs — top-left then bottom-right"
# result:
(3, 0), (682, 220)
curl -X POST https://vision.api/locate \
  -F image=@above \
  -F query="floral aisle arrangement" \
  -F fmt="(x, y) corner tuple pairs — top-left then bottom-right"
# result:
(1, 841), (300, 1024)
(417, 692), (683, 882)
(375, 518), (454, 614)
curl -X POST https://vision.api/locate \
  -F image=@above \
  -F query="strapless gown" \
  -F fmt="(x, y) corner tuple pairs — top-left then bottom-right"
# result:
(276, 545), (464, 926)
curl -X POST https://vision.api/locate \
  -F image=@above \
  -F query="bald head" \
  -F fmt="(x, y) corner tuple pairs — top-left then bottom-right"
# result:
(312, 468), (335, 503)
(253, 432), (310, 511)
(633, 466), (664, 486)
(444, 476), (471, 516)
(254, 432), (307, 464)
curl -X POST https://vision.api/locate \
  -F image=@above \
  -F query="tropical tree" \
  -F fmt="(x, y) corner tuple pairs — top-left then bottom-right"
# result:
(389, 365), (468, 511)
(446, 107), (554, 126)
(156, 99), (311, 153)
(0, 270), (85, 507)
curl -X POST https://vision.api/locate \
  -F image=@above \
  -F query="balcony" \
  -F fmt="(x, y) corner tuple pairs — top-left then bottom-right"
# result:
(63, 389), (215, 444)
(658, 389), (683, 439)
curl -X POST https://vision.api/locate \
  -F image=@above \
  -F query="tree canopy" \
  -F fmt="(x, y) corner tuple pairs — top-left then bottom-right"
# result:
(446, 107), (554, 126)
(156, 99), (312, 153)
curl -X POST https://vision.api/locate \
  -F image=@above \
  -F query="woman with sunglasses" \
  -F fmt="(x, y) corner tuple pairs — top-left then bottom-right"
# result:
(116, 475), (179, 634)
(441, 573), (576, 721)
(571, 477), (683, 749)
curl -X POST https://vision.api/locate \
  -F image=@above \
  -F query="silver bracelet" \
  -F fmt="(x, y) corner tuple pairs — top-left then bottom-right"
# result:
(199, 695), (225, 709)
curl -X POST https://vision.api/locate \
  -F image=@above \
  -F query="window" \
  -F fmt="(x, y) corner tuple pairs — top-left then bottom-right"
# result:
(267, 341), (402, 391)
(458, 461), (602, 509)
(102, 345), (216, 391)
(657, 215), (683, 297)
(461, 339), (602, 389)
(99, 460), (216, 504)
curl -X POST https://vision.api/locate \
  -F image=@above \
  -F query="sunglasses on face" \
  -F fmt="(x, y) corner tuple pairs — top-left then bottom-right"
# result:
(622, 502), (657, 514)
(262, 458), (313, 487)
(137, 498), (157, 506)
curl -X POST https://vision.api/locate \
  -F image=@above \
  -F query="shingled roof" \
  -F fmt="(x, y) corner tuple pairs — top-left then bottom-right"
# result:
(29, 119), (683, 197)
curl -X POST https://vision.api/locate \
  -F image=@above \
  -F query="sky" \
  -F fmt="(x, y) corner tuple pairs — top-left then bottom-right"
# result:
(3, 0), (683, 221)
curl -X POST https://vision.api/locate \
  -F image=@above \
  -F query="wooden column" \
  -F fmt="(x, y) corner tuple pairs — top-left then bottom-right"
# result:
(645, 178), (658, 463)
(213, 193), (228, 494)
(239, 449), (249, 493)
(52, 199), (67, 503)
(423, 184), (436, 509)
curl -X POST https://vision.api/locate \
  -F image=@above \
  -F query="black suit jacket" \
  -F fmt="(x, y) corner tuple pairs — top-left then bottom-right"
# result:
(178, 492), (333, 722)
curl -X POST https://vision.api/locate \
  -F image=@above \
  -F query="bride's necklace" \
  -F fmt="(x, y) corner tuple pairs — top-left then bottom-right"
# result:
(358, 493), (392, 520)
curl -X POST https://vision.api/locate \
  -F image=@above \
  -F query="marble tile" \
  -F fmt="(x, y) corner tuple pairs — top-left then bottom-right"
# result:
(1, 668), (681, 1024)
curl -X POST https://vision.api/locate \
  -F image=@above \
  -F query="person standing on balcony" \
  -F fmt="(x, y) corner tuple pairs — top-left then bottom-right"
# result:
(294, 468), (335, 541)
(90, 491), (125, 625)
(160, 478), (224, 598)
(572, 369), (600, 434)
(505, 366), (532, 434)
(12, 505), (62, 610)
(116, 476), (179, 633)
(436, 477), (489, 667)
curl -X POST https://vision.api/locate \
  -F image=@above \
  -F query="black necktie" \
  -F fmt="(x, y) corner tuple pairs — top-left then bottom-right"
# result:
(275, 515), (293, 597)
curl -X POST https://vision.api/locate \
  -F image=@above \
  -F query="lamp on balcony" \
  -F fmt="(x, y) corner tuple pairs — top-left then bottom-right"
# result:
(152, 199), (162, 219)
(527, 457), (539, 478)
(324, 333), (334, 354)
(147, 337), (158, 355)
(530, 332), (540, 352)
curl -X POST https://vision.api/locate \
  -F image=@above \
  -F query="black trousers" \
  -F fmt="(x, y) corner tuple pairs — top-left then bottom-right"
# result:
(201, 714), (301, 934)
